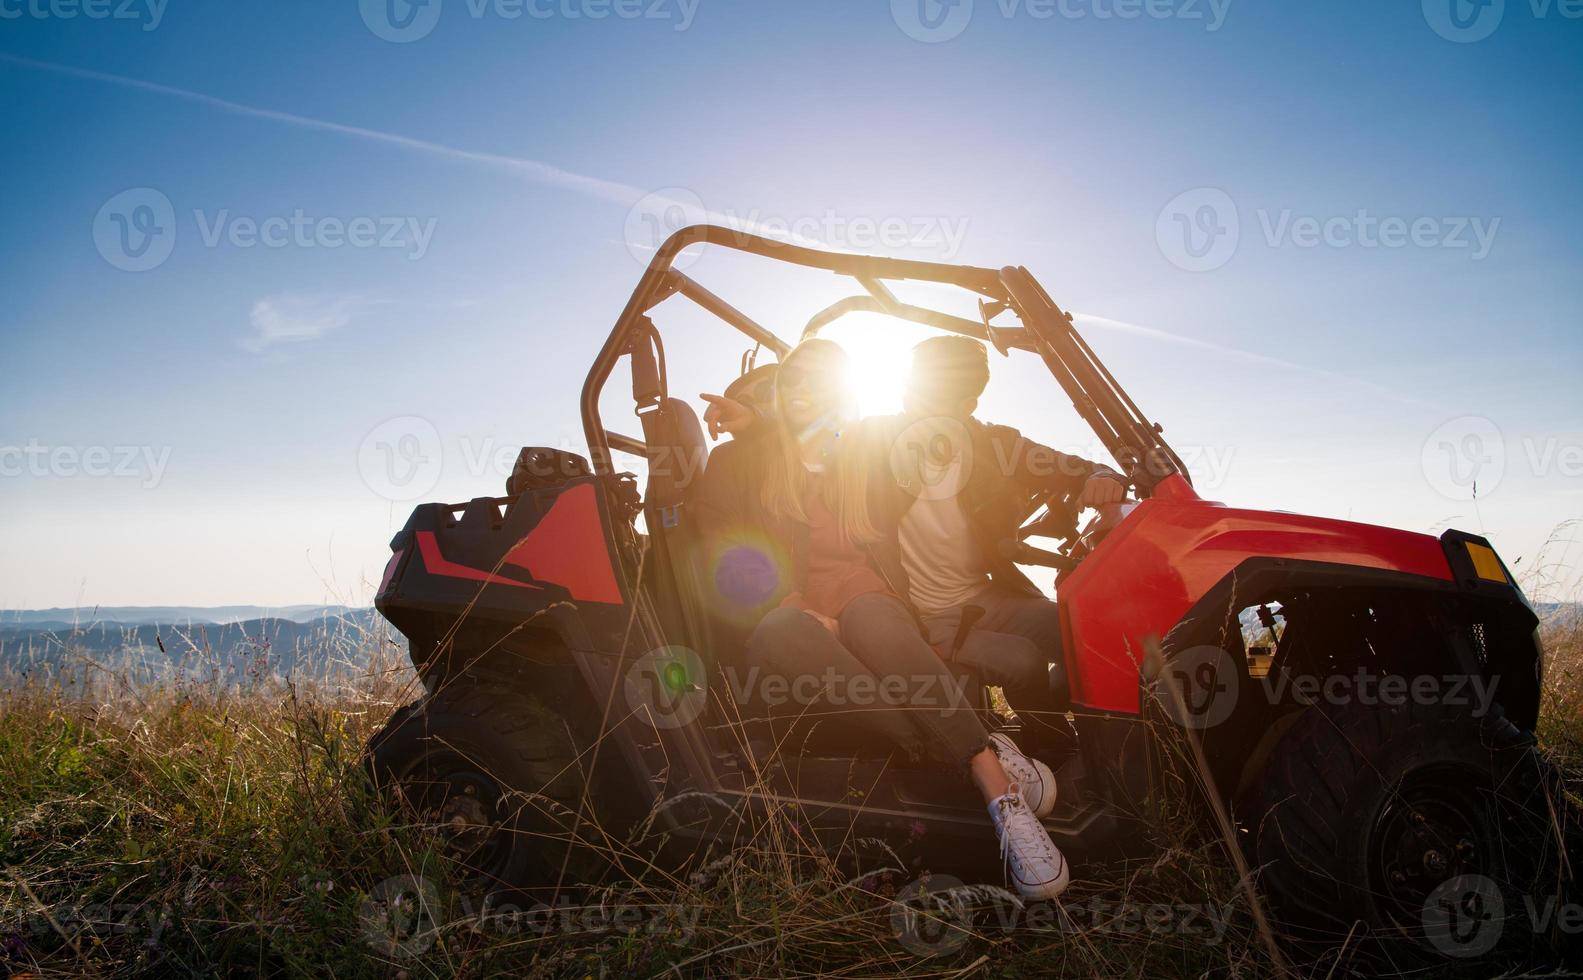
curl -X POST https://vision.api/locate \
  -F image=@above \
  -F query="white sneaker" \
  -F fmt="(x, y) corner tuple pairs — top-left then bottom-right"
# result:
(989, 787), (1071, 900)
(989, 732), (1057, 818)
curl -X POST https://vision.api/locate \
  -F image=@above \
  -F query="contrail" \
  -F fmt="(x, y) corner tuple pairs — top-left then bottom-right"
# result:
(1073, 312), (1438, 409)
(3, 52), (1448, 408)
(0, 53), (647, 205)
(1, 53), (829, 247)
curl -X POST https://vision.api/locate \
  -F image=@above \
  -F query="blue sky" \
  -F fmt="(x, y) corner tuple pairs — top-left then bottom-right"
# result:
(1, 0), (1580, 609)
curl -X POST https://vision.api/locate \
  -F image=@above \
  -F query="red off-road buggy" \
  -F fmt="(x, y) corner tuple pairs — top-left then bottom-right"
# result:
(367, 226), (1562, 969)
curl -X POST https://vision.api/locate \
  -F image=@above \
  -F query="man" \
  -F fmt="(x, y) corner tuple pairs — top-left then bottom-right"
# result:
(703, 335), (1125, 761)
(883, 335), (1124, 759)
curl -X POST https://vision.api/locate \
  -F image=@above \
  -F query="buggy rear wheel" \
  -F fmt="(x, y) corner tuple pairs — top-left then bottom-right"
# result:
(366, 680), (613, 895)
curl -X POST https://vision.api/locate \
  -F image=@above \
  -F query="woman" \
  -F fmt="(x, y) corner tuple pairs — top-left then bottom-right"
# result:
(694, 339), (1070, 900)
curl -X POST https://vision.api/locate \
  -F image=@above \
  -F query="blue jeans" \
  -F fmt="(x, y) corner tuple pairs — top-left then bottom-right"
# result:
(744, 592), (992, 769)
(919, 586), (1071, 753)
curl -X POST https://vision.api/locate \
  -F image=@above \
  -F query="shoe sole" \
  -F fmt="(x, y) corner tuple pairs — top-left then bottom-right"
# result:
(1014, 861), (1071, 900)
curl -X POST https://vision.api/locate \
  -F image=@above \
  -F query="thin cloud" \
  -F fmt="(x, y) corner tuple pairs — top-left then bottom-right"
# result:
(242, 294), (365, 353)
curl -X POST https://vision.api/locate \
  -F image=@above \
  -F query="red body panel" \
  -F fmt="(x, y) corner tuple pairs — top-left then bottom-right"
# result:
(416, 531), (543, 590)
(410, 483), (624, 604)
(502, 483), (624, 604)
(1059, 475), (1454, 713)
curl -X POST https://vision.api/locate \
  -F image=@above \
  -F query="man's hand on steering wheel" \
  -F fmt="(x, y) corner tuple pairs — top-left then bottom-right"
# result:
(1077, 473), (1128, 508)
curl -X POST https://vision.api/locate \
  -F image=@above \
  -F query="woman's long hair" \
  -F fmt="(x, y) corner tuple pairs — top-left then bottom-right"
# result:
(759, 339), (881, 545)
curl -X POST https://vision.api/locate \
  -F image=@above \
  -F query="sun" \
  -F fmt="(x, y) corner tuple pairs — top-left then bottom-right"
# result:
(821, 314), (930, 417)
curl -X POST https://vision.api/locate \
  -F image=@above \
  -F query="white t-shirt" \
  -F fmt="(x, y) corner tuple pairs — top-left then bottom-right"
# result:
(898, 452), (991, 616)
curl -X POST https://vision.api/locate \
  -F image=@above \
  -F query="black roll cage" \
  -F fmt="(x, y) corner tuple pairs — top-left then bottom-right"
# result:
(580, 225), (1189, 495)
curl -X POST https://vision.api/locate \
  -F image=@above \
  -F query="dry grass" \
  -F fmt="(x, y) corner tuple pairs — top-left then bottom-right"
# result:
(1, 603), (1578, 977)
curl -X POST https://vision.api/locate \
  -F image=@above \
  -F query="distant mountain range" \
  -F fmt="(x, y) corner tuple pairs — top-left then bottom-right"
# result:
(1537, 602), (1582, 628)
(0, 605), (359, 629)
(0, 599), (1573, 695)
(0, 607), (390, 692)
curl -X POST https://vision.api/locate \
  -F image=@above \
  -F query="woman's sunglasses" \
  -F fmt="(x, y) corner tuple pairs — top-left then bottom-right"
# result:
(778, 360), (843, 393)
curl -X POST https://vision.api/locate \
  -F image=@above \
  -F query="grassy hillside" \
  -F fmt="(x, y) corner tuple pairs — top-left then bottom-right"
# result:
(1, 613), (1577, 978)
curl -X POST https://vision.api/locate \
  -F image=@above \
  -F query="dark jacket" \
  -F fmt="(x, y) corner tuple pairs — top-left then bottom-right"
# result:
(865, 414), (1112, 599)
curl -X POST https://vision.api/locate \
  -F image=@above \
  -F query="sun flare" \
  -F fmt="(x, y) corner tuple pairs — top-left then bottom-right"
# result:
(822, 315), (938, 418)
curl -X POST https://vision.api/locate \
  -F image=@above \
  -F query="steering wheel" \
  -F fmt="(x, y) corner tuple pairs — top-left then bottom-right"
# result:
(994, 487), (1086, 574)
(1018, 487), (1084, 551)
(1007, 482), (1134, 579)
